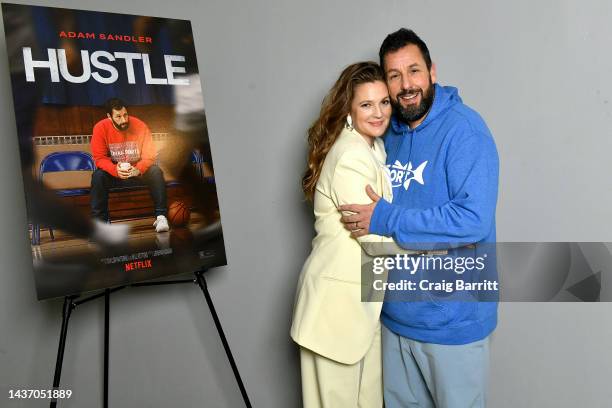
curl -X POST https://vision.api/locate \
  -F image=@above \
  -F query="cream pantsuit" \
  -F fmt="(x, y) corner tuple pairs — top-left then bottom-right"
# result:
(291, 127), (398, 407)
(300, 324), (382, 408)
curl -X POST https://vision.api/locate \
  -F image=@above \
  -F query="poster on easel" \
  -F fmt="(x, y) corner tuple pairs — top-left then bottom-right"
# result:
(1, 3), (227, 300)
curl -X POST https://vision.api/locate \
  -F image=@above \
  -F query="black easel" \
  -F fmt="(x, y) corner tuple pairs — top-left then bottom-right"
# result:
(49, 269), (252, 408)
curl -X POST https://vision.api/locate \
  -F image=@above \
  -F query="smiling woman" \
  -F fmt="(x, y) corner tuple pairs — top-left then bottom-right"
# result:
(349, 80), (391, 147)
(290, 62), (394, 408)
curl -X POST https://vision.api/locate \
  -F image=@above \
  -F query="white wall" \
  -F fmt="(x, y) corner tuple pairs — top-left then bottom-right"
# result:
(1, 0), (611, 407)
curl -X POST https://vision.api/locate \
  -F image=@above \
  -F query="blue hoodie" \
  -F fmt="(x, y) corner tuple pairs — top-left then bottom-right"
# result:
(370, 83), (499, 345)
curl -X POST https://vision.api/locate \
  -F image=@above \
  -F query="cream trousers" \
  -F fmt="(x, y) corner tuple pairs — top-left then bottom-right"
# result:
(299, 325), (382, 408)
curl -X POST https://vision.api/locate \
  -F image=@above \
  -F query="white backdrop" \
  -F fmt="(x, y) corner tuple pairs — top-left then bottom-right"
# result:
(1, 0), (612, 406)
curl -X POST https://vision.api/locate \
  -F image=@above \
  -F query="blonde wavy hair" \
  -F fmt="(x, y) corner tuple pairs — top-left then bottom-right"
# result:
(302, 61), (385, 201)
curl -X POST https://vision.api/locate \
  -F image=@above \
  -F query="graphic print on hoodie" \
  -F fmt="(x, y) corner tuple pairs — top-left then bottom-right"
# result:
(370, 83), (500, 345)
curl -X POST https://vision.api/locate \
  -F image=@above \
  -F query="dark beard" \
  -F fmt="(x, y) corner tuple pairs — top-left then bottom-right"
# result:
(112, 120), (129, 131)
(392, 82), (435, 125)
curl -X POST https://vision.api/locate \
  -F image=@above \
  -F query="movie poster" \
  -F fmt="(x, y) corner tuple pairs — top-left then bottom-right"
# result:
(1, 3), (227, 300)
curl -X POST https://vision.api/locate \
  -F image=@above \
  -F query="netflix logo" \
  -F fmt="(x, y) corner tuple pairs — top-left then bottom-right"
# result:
(124, 259), (153, 272)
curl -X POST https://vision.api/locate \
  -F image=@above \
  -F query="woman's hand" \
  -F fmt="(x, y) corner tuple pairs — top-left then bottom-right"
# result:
(339, 185), (380, 238)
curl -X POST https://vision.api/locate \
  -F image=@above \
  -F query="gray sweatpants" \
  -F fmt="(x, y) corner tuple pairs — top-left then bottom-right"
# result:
(382, 325), (490, 408)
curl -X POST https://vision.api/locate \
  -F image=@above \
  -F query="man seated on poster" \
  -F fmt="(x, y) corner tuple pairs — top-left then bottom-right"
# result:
(90, 97), (169, 233)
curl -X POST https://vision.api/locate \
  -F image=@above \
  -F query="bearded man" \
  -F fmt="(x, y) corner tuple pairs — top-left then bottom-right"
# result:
(90, 98), (169, 232)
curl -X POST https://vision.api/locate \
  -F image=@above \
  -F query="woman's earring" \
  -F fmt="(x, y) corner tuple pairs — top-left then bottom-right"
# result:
(346, 114), (353, 130)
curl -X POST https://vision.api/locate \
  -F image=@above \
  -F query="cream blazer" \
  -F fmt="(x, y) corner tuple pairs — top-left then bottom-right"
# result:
(291, 127), (403, 364)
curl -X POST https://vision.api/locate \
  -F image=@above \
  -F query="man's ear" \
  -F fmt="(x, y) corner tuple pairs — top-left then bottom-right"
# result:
(430, 62), (437, 84)
(106, 113), (111, 120)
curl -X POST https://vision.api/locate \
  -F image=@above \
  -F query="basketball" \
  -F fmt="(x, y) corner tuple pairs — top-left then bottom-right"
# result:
(168, 201), (191, 227)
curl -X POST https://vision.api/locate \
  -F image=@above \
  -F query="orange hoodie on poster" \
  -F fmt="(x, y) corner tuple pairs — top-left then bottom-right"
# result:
(91, 116), (156, 177)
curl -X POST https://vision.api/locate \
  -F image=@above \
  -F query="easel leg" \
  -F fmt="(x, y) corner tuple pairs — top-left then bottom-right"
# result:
(104, 289), (110, 408)
(194, 270), (252, 408)
(50, 296), (75, 408)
